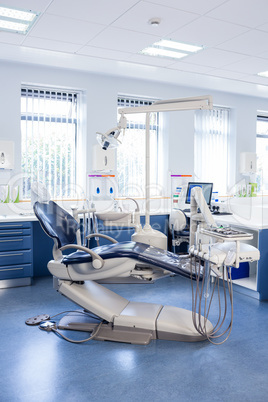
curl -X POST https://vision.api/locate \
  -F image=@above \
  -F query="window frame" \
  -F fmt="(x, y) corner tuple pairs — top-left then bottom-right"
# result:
(116, 95), (160, 197)
(256, 114), (268, 193)
(194, 106), (230, 196)
(20, 85), (81, 200)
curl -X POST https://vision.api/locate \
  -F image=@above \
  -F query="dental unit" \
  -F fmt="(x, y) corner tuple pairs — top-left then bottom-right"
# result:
(26, 96), (260, 345)
(27, 182), (259, 346)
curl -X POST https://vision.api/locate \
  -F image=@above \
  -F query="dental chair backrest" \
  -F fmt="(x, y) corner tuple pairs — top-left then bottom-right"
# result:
(34, 201), (80, 250)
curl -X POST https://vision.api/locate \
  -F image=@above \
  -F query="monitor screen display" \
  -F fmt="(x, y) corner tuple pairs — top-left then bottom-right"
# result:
(185, 182), (213, 205)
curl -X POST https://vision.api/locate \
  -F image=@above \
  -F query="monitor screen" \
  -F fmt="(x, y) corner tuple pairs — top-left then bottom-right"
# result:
(185, 182), (213, 205)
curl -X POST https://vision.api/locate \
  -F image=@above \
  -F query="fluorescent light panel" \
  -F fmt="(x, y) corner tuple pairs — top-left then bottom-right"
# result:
(258, 71), (268, 78)
(154, 39), (203, 53)
(140, 39), (203, 60)
(142, 47), (187, 60)
(0, 5), (39, 34)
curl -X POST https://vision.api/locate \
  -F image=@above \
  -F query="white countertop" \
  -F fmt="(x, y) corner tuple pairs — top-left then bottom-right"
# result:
(0, 206), (267, 231)
(212, 214), (268, 230)
(0, 214), (37, 223)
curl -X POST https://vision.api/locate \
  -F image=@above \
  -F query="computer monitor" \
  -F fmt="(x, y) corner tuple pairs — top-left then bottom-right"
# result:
(185, 182), (213, 206)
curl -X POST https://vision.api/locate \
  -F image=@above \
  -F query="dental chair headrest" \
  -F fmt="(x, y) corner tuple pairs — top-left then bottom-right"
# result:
(33, 201), (80, 248)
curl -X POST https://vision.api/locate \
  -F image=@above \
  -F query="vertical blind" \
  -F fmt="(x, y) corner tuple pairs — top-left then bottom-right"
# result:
(117, 96), (159, 196)
(256, 115), (268, 192)
(194, 107), (229, 195)
(21, 87), (78, 199)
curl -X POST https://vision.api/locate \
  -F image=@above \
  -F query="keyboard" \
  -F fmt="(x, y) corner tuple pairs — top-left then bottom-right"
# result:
(212, 212), (233, 215)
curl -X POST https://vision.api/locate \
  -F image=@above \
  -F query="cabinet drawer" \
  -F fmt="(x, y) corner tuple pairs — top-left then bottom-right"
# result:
(0, 249), (32, 266)
(0, 222), (31, 230)
(0, 235), (32, 251)
(0, 228), (31, 237)
(0, 264), (32, 280)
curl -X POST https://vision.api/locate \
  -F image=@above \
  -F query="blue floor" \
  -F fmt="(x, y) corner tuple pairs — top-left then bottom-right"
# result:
(1, 275), (268, 402)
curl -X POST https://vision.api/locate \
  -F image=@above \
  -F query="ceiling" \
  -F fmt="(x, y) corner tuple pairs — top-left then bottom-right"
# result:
(2, 0), (268, 97)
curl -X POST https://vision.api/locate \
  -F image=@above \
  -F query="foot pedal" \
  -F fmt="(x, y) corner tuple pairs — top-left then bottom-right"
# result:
(25, 314), (50, 326)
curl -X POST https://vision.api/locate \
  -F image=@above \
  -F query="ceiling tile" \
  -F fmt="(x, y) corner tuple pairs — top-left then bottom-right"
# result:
(244, 75), (268, 85)
(170, 17), (249, 47)
(112, 1), (199, 36)
(28, 14), (105, 45)
(0, 32), (25, 45)
(184, 48), (246, 68)
(206, 0), (268, 28)
(23, 37), (81, 53)
(257, 23), (268, 33)
(77, 46), (131, 61)
(204, 69), (249, 80)
(217, 30), (268, 56)
(88, 27), (159, 53)
(257, 50), (268, 59)
(127, 53), (175, 67)
(2, 0), (52, 12)
(221, 57), (268, 75)
(145, 0), (226, 15)
(46, 0), (139, 25)
(168, 61), (213, 73)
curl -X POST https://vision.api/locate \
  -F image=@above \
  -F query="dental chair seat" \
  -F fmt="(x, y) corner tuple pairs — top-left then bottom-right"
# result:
(62, 241), (194, 279)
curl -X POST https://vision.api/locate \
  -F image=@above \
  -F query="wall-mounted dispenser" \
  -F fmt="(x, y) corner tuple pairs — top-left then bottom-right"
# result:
(0, 141), (14, 170)
(88, 174), (117, 201)
(92, 144), (115, 171)
(240, 152), (257, 175)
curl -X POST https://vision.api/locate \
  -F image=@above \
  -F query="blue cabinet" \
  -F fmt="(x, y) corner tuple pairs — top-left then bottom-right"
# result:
(0, 221), (33, 287)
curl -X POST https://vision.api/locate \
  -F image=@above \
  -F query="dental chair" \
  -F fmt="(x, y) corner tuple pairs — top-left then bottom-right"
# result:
(33, 200), (213, 344)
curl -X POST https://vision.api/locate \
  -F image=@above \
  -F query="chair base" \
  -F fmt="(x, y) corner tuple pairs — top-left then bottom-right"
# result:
(56, 280), (212, 345)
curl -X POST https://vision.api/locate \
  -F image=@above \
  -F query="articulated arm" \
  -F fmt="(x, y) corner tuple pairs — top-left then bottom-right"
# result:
(189, 186), (259, 269)
(189, 186), (217, 246)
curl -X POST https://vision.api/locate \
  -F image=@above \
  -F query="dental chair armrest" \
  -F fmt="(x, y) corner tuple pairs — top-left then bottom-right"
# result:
(59, 244), (104, 269)
(86, 233), (118, 244)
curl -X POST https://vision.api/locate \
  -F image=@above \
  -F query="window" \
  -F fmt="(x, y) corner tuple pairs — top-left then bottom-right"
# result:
(194, 107), (230, 195)
(256, 115), (268, 192)
(117, 96), (159, 197)
(21, 87), (80, 199)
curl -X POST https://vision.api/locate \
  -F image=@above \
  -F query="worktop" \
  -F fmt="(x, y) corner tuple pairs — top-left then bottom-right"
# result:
(0, 214), (37, 223)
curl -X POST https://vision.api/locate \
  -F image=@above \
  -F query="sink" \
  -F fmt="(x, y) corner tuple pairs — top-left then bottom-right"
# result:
(95, 212), (131, 222)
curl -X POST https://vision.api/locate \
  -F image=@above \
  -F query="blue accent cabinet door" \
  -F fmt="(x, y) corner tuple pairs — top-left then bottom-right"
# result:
(0, 221), (33, 282)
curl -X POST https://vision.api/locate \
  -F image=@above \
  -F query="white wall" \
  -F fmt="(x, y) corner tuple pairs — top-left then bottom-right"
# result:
(1, 60), (268, 198)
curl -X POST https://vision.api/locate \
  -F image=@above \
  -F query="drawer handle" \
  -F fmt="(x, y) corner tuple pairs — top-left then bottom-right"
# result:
(0, 253), (24, 257)
(0, 267), (24, 272)
(0, 225), (23, 228)
(0, 232), (23, 235)
(0, 239), (23, 243)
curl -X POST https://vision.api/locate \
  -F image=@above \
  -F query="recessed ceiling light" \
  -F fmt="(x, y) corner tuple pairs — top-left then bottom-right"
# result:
(154, 39), (203, 53)
(141, 47), (187, 60)
(140, 39), (204, 60)
(0, 5), (39, 34)
(258, 71), (268, 78)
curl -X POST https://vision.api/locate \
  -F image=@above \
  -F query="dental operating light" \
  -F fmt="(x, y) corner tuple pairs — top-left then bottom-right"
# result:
(118, 95), (213, 229)
(96, 95), (213, 249)
(96, 114), (127, 150)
